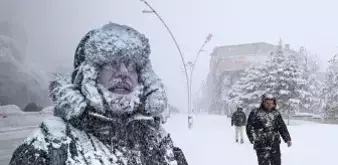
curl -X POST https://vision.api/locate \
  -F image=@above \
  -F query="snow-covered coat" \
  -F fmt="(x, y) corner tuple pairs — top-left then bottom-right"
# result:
(9, 23), (188, 165)
(246, 105), (291, 150)
(231, 110), (246, 127)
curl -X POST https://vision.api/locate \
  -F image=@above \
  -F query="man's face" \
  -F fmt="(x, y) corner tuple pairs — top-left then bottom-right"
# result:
(263, 99), (275, 110)
(98, 61), (139, 95)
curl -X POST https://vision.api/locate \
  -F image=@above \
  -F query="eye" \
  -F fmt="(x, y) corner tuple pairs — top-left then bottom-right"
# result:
(128, 64), (135, 72)
(126, 62), (136, 72)
(102, 64), (114, 71)
(111, 60), (118, 67)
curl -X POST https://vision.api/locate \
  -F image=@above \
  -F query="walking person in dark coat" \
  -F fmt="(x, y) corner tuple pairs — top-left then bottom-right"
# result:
(9, 23), (188, 165)
(246, 94), (292, 165)
(231, 106), (246, 143)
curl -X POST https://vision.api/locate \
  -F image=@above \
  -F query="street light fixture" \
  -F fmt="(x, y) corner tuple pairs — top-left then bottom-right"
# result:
(142, 10), (154, 13)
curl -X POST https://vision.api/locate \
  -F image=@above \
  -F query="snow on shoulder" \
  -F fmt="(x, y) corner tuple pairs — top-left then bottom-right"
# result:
(24, 116), (69, 151)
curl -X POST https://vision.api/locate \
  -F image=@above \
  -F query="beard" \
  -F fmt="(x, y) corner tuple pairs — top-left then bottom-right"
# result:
(97, 83), (143, 116)
(107, 77), (134, 94)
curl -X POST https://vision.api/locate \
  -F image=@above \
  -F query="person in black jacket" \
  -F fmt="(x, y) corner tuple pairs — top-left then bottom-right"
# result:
(231, 106), (246, 143)
(246, 94), (292, 165)
(9, 23), (188, 165)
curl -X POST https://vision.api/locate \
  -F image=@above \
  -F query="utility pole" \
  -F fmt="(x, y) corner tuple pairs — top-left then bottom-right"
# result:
(188, 34), (212, 115)
(140, 0), (191, 128)
(140, 0), (213, 129)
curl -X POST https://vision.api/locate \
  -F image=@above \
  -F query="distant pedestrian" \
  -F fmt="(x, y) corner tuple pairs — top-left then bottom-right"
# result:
(246, 94), (292, 165)
(231, 106), (246, 143)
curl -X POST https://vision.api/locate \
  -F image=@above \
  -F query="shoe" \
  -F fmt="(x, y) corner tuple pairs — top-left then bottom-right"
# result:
(235, 139), (238, 143)
(240, 139), (244, 144)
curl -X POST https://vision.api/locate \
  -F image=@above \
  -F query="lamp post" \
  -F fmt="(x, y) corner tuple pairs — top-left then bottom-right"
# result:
(185, 35), (212, 128)
(187, 34), (212, 115)
(140, 0), (213, 128)
(140, 0), (191, 128)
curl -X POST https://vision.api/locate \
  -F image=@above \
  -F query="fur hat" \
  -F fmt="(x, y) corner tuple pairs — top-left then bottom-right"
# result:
(261, 94), (277, 105)
(73, 23), (150, 70)
(49, 23), (168, 121)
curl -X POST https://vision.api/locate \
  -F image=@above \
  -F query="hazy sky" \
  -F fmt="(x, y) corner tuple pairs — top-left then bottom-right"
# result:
(2, 0), (338, 111)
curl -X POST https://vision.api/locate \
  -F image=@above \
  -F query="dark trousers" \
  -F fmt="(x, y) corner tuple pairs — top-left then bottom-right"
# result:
(255, 144), (281, 165)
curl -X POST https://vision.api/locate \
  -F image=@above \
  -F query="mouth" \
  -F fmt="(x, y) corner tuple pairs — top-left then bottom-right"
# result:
(108, 83), (132, 94)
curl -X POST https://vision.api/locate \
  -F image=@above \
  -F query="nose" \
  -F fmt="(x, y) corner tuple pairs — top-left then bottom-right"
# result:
(118, 63), (128, 73)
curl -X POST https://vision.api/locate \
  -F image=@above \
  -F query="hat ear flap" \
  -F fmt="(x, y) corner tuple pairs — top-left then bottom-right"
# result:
(71, 67), (83, 86)
(140, 65), (168, 117)
(80, 63), (105, 114)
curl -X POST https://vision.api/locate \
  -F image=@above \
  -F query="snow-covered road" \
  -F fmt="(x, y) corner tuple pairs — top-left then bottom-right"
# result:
(1, 114), (338, 165)
(164, 114), (338, 165)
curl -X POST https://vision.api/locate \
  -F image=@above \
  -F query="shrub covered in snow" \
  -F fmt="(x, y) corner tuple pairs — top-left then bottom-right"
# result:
(23, 102), (43, 112)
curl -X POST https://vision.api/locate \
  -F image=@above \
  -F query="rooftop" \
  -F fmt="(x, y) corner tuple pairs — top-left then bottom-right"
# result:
(211, 42), (276, 57)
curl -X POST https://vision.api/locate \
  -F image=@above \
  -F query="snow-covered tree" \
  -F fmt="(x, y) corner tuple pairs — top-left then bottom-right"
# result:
(258, 42), (292, 114)
(299, 47), (321, 73)
(297, 47), (324, 114)
(282, 51), (310, 114)
(322, 55), (338, 119)
(228, 41), (312, 115)
(228, 64), (264, 110)
(302, 65), (322, 113)
(260, 40), (286, 94)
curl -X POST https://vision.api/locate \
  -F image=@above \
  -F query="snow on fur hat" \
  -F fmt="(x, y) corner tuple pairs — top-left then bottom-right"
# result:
(261, 94), (275, 100)
(50, 23), (168, 121)
(261, 93), (276, 105)
(72, 23), (150, 72)
(236, 106), (243, 110)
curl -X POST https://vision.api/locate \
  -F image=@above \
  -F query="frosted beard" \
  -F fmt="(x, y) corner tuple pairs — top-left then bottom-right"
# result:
(97, 83), (143, 116)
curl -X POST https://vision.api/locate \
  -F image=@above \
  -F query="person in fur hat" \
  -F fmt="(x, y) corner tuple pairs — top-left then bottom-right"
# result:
(9, 23), (188, 165)
(246, 94), (292, 165)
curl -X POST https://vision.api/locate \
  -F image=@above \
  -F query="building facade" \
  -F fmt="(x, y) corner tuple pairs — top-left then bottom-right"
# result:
(201, 42), (277, 114)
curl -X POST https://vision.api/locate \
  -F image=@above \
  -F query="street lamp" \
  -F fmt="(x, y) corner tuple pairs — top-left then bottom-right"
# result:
(187, 34), (213, 116)
(140, 0), (192, 128)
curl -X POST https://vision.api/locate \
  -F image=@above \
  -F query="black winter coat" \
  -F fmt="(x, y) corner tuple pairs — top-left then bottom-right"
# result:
(9, 23), (189, 165)
(246, 107), (291, 150)
(231, 111), (247, 126)
(9, 114), (188, 165)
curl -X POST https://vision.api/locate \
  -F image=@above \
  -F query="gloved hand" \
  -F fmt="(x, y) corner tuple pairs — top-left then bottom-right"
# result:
(287, 141), (292, 147)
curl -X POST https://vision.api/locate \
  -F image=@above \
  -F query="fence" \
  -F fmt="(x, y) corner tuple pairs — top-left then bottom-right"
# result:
(289, 113), (338, 125)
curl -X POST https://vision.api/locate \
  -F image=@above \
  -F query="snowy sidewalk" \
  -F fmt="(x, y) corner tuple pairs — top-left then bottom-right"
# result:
(165, 114), (256, 164)
(164, 114), (338, 165)
(1, 114), (338, 165)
